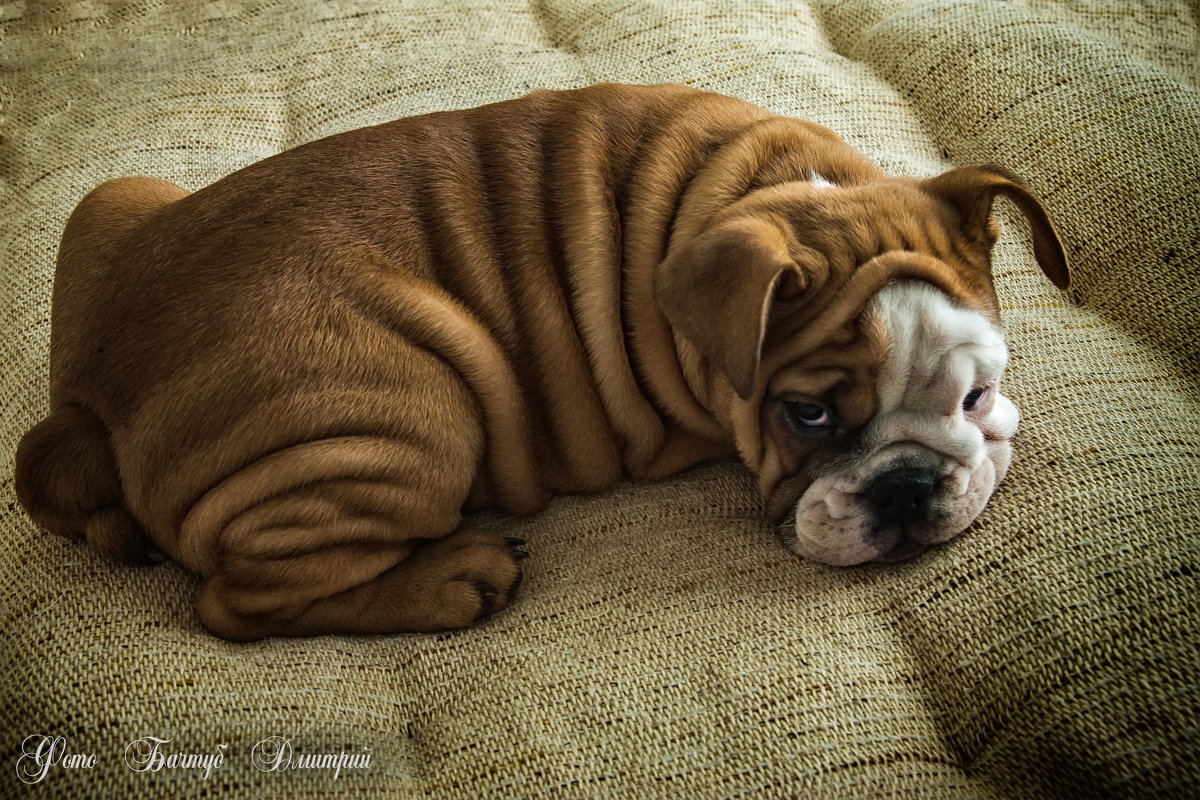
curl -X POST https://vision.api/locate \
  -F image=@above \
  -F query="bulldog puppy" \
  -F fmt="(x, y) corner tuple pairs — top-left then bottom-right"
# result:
(15, 84), (1069, 639)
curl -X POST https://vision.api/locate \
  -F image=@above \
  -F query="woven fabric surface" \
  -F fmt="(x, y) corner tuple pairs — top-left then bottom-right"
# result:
(2, 1), (1197, 797)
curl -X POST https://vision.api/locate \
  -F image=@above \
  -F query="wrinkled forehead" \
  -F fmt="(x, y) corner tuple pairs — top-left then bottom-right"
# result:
(760, 279), (1005, 429)
(863, 281), (1008, 415)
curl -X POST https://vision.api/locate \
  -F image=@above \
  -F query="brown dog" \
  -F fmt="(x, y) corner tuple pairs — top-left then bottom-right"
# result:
(15, 84), (1068, 639)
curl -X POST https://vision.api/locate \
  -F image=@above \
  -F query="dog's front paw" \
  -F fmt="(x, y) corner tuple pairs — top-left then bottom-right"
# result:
(404, 529), (528, 629)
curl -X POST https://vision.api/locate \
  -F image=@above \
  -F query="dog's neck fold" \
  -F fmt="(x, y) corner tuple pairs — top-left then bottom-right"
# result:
(617, 108), (885, 462)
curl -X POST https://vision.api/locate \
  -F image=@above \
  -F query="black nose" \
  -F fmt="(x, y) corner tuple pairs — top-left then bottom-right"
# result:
(867, 467), (936, 525)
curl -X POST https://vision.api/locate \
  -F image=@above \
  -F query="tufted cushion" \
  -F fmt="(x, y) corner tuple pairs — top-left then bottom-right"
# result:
(3, 2), (1197, 796)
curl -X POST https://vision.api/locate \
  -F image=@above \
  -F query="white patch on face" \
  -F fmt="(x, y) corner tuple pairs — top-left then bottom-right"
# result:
(787, 281), (1019, 566)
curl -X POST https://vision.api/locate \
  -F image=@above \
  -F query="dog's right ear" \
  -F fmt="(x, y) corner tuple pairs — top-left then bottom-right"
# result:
(923, 164), (1071, 291)
(655, 217), (804, 400)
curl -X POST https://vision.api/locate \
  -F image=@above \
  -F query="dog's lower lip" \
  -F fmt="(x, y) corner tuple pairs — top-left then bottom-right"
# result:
(875, 537), (927, 563)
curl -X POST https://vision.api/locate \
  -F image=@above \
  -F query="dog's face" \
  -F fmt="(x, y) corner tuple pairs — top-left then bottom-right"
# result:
(657, 165), (1069, 565)
(759, 280), (1020, 564)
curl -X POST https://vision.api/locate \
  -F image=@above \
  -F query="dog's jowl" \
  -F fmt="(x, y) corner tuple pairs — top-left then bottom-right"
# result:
(15, 84), (1069, 638)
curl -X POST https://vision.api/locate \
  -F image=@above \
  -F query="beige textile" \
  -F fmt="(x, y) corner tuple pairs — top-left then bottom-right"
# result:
(2, 1), (1198, 797)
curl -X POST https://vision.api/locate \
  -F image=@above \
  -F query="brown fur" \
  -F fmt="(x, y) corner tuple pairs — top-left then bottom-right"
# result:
(14, 84), (1068, 638)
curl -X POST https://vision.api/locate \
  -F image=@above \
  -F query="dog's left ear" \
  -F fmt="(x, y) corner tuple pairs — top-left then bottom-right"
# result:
(655, 217), (804, 400)
(923, 164), (1071, 290)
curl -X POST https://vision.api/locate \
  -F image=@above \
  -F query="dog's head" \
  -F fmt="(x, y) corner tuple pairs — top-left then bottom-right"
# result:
(657, 164), (1069, 565)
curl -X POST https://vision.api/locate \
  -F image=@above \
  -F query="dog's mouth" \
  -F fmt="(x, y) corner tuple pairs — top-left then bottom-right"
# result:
(778, 498), (947, 566)
(871, 534), (928, 563)
(775, 449), (1001, 566)
(776, 507), (934, 565)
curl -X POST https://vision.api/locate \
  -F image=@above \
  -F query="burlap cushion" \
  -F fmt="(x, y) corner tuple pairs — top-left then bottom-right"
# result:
(3, 1), (1197, 797)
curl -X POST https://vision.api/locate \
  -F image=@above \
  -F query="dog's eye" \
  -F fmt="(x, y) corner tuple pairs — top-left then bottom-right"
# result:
(786, 402), (832, 428)
(962, 386), (987, 411)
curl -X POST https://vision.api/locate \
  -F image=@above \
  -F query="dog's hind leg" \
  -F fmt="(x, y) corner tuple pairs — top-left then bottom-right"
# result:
(197, 525), (527, 639)
(187, 434), (527, 640)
